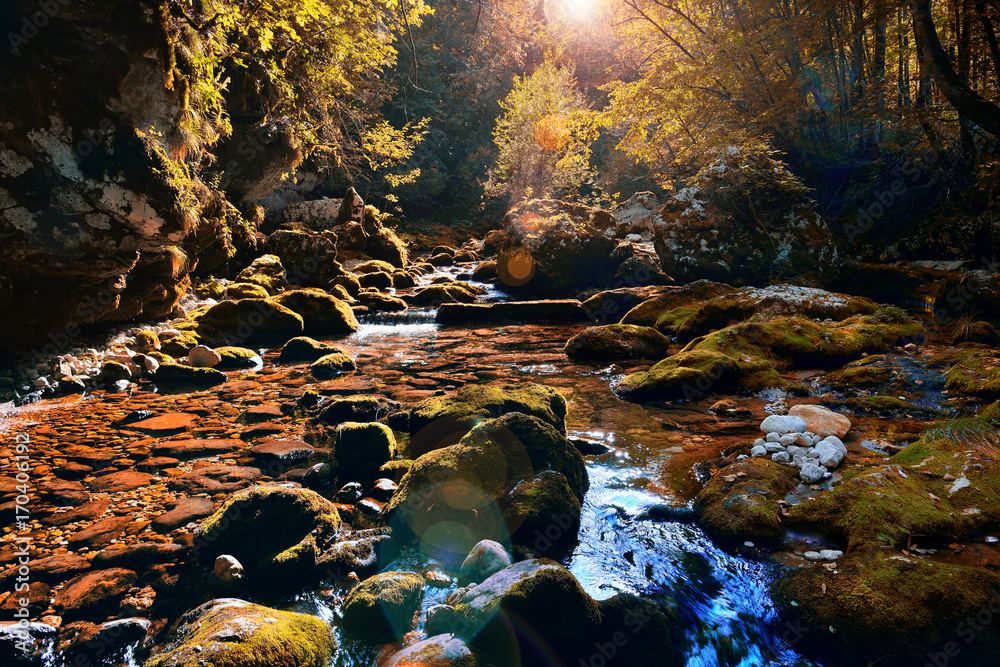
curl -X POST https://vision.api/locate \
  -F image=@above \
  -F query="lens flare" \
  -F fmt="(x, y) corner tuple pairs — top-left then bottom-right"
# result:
(534, 114), (570, 152)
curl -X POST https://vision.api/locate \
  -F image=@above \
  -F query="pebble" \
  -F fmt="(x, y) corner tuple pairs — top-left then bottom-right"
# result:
(765, 432), (781, 443)
(750, 445), (767, 457)
(799, 462), (827, 484)
(819, 549), (843, 561)
(760, 415), (808, 434)
(779, 434), (796, 446)
(771, 451), (791, 463)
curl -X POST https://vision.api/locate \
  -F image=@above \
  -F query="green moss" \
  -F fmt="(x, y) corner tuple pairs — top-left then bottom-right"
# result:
(236, 255), (288, 294)
(330, 274), (362, 297)
(146, 351), (176, 365)
(932, 349), (1000, 399)
(617, 309), (922, 402)
(194, 280), (226, 300)
(278, 336), (341, 363)
(145, 600), (334, 667)
(196, 486), (341, 574)
(227, 282), (271, 299)
(694, 458), (798, 548)
(825, 363), (893, 388)
(773, 550), (1000, 666)
(408, 382), (568, 451)
(215, 346), (262, 370)
(341, 571), (424, 639)
(269, 290), (359, 337)
(502, 472), (581, 550)
(563, 324), (672, 361)
(154, 363), (228, 387)
(161, 334), (199, 357)
(335, 422), (397, 478)
(353, 260), (396, 274)
(379, 459), (413, 480)
(192, 299), (304, 347)
(131, 330), (160, 350)
(309, 351), (357, 379)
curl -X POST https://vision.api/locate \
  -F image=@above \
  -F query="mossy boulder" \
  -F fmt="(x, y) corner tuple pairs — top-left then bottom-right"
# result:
(501, 472), (581, 554)
(226, 282), (270, 299)
(787, 416), (1000, 551)
(215, 346), (263, 370)
(409, 283), (480, 306)
(270, 290), (358, 337)
(388, 413), (587, 561)
(626, 282), (879, 340)
(331, 273), (362, 297)
(309, 351), (357, 379)
(357, 271), (393, 289)
(840, 395), (941, 418)
(564, 324), (672, 360)
(193, 486), (341, 580)
(132, 330), (160, 351)
(694, 458), (798, 548)
(160, 334), (199, 357)
(408, 382), (567, 457)
(267, 229), (343, 288)
(446, 559), (601, 665)
(382, 634), (477, 667)
(617, 308), (923, 402)
(318, 395), (403, 425)
(358, 292), (407, 312)
(596, 594), (684, 667)
(341, 571), (424, 640)
(145, 598), (334, 667)
(391, 270), (416, 288)
(335, 422), (397, 479)
(580, 285), (668, 325)
(193, 299), (304, 347)
(773, 550), (1000, 666)
(277, 336), (341, 363)
(236, 255), (288, 295)
(365, 226), (409, 268)
(354, 260), (396, 274)
(931, 347), (1000, 399)
(153, 363), (228, 387)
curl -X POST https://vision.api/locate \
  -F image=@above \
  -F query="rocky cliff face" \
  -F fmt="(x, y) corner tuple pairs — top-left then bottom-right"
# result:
(0, 1), (285, 355)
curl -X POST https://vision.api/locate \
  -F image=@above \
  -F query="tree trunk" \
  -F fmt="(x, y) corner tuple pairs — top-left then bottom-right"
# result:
(911, 0), (1000, 139)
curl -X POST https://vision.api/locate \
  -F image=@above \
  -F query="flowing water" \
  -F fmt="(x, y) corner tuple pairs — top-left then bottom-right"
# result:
(3, 281), (823, 667)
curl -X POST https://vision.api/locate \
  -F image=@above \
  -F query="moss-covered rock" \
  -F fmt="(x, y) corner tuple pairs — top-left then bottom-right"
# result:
(354, 260), (396, 274)
(409, 283), (480, 306)
(335, 422), (397, 479)
(132, 330), (160, 351)
(318, 395), (403, 425)
(195, 280), (226, 300)
(215, 346), (263, 370)
(840, 395), (942, 418)
(269, 289), (359, 337)
(564, 324), (672, 360)
(501, 472), (581, 554)
(193, 299), (304, 347)
(358, 292), (407, 312)
(596, 594), (684, 667)
(145, 598), (334, 667)
(358, 271), (393, 289)
(194, 486), (341, 580)
(408, 383), (567, 457)
(309, 351), (357, 379)
(330, 273), (362, 298)
(160, 334), (199, 357)
(447, 559), (601, 665)
(153, 363), (228, 387)
(341, 571), (424, 639)
(773, 550), (1000, 667)
(694, 458), (798, 548)
(226, 282), (271, 299)
(365, 226), (409, 268)
(277, 336), (341, 363)
(382, 634), (477, 667)
(616, 308), (923, 402)
(388, 413), (586, 560)
(931, 347), (1000, 399)
(787, 416), (1000, 551)
(266, 229), (343, 288)
(236, 255), (288, 295)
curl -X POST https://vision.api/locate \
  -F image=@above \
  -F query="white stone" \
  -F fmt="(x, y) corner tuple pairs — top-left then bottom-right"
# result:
(819, 549), (843, 561)
(772, 451), (791, 463)
(764, 442), (785, 453)
(799, 462), (827, 484)
(760, 415), (807, 434)
(765, 432), (781, 443)
(212, 555), (244, 585)
(815, 441), (845, 469)
(779, 434), (797, 446)
(750, 445), (768, 457)
(822, 435), (847, 455)
(459, 539), (513, 584)
(753, 438), (766, 448)
(188, 345), (222, 368)
(803, 550), (824, 561)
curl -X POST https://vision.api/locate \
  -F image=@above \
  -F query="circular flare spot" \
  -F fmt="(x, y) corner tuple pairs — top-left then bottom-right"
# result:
(497, 248), (536, 287)
(534, 115), (570, 152)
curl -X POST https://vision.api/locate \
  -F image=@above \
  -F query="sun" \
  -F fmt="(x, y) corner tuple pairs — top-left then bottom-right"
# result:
(561, 0), (596, 18)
